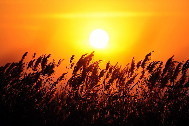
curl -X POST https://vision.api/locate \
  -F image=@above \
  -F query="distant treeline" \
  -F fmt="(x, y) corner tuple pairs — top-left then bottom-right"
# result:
(0, 52), (188, 126)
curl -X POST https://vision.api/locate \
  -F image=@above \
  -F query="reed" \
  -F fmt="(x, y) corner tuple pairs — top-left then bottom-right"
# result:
(0, 52), (188, 126)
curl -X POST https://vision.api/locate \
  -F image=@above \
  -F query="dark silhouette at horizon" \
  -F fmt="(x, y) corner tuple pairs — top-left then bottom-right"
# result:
(0, 52), (188, 126)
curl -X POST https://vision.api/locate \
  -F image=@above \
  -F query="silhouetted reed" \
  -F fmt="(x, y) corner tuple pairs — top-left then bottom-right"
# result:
(0, 52), (188, 126)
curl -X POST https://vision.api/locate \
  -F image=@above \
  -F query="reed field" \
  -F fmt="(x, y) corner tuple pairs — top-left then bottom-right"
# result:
(0, 52), (188, 126)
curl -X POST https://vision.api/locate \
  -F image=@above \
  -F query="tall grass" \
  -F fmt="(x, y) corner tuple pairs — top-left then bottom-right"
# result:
(0, 52), (188, 126)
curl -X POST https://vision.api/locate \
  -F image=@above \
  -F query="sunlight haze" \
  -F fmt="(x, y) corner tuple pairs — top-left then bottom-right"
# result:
(0, 0), (189, 65)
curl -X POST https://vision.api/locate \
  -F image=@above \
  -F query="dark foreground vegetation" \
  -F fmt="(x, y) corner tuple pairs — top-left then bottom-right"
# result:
(0, 52), (189, 126)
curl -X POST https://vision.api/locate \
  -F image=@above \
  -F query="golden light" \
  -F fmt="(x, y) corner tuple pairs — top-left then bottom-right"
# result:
(89, 29), (109, 49)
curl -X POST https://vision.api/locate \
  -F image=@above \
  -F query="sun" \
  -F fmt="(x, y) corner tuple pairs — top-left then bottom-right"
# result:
(89, 29), (109, 49)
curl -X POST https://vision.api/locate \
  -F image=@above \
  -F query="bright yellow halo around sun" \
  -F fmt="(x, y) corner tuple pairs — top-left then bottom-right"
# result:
(89, 29), (109, 49)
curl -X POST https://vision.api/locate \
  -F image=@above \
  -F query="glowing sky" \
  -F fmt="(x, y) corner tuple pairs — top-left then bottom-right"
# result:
(0, 0), (189, 65)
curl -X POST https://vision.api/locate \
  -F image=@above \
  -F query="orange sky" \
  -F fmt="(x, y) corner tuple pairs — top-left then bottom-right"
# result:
(0, 0), (189, 65)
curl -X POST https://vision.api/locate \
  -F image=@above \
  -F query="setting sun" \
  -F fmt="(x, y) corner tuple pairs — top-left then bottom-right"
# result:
(0, 0), (189, 125)
(89, 29), (109, 49)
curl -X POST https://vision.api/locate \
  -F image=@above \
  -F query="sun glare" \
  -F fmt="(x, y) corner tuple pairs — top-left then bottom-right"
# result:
(89, 29), (109, 49)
